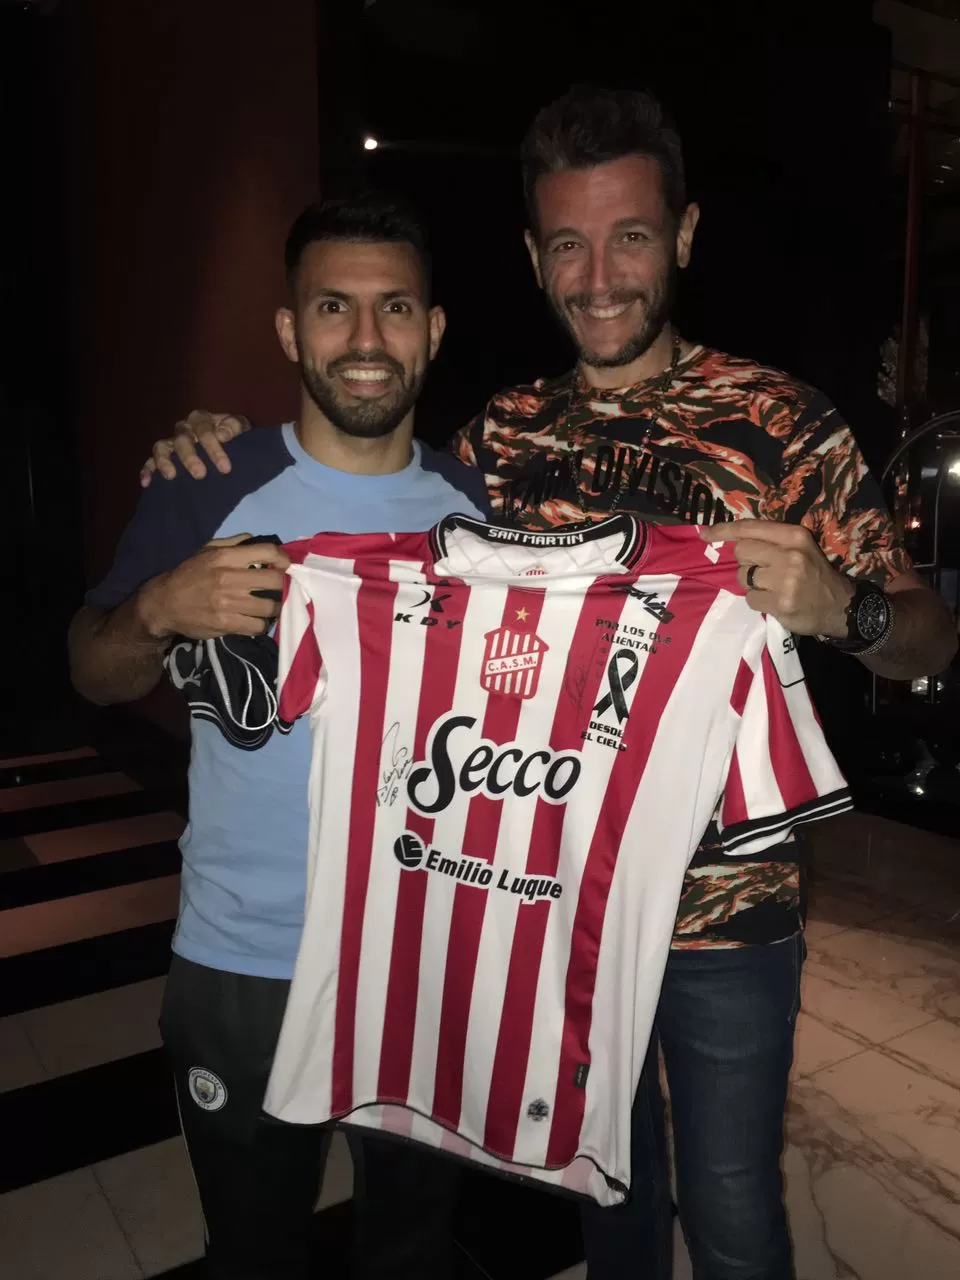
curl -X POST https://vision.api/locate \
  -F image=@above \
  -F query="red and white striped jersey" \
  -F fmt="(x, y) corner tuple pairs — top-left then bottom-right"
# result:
(265, 514), (850, 1204)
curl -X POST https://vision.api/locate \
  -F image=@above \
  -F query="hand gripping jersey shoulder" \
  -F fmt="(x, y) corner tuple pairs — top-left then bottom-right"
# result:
(267, 515), (851, 1205)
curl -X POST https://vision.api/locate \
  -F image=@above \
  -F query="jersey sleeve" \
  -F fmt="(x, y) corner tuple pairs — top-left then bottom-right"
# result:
(276, 571), (325, 727)
(717, 619), (853, 857)
(764, 391), (911, 585)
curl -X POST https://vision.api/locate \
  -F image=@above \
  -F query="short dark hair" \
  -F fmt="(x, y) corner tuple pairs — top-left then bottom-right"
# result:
(283, 191), (432, 296)
(521, 85), (687, 233)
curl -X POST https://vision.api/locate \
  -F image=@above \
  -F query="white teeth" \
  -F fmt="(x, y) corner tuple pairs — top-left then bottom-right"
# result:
(582, 303), (631, 320)
(341, 368), (392, 382)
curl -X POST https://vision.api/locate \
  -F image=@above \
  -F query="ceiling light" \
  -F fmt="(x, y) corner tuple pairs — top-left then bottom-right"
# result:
(363, 136), (379, 152)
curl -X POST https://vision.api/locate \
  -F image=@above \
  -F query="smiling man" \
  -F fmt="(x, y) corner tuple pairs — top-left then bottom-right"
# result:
(137, 86), (956, 1280)
(455, 86), (957, 1280)
(526, 154), (694, 379)
(69, 192), (488, 1280)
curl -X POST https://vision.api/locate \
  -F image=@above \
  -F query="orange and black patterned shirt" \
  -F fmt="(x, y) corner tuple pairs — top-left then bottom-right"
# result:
(451, 345), (911, 949)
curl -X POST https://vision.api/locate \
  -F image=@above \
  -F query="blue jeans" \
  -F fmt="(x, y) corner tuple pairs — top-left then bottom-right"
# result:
(581, 934), (805, 1280)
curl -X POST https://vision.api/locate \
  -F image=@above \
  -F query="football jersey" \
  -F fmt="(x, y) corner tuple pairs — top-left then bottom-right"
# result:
(265, 514), (851, 1205)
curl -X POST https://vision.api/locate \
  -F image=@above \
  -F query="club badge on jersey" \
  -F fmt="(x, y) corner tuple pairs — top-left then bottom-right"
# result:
(480, 624), (549, 699)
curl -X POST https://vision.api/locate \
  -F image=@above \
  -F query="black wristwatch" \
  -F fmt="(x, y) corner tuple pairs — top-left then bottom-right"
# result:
(821, 579), (894, 655)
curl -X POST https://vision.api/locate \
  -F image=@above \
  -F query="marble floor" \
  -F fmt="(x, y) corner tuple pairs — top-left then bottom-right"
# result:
(1, 728), (957, 1277)
(552, 809), (960, 1280)
(782, 811), (960, 1280)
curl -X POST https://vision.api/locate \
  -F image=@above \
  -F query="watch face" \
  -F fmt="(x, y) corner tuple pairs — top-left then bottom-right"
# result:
(856, 591), (890, 642)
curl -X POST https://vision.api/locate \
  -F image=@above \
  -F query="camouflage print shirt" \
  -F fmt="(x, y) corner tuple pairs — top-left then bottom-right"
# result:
(451, 345), (911, 950)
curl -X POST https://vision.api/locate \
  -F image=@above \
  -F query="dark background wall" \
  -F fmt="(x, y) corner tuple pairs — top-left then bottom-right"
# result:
(2, 0), (318, 726)
(62, 0), (319, 583)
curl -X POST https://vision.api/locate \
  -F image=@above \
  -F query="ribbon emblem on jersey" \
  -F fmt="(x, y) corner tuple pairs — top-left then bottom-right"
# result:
(593, 649), (640, 724)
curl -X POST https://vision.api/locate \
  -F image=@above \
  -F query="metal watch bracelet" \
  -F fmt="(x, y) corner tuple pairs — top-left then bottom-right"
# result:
(818, 594), (895, 656)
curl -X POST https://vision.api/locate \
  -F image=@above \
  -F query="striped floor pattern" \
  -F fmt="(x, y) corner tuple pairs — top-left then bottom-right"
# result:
(0, 725), (586, 1280)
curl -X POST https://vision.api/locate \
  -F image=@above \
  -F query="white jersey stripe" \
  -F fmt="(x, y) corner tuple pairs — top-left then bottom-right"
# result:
(352, 562), (433, 1105)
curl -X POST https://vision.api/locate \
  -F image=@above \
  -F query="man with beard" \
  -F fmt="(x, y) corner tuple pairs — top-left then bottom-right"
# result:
(139, 86), (956, 1279)
(68, 192), (489, 1280)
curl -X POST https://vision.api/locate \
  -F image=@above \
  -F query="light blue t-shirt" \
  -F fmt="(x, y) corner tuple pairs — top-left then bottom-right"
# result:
(87, 423), (489, 977)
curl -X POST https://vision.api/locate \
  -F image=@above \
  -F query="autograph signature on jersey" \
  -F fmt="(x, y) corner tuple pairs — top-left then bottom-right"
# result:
(377, 722), (413, 808)
(567, 662), (591, 715)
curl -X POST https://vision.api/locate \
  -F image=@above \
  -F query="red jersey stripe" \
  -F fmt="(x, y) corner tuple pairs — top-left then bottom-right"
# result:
(276, 596), (319, 724)
(729, 656), (754, 720)
(761, 647), (816, 812)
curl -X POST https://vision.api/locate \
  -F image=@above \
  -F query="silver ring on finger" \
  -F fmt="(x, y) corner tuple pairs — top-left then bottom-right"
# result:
(746, 564), (759, 591)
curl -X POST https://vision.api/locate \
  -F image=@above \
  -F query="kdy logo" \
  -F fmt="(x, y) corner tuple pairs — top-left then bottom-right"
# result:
(395, 589), (461, 631)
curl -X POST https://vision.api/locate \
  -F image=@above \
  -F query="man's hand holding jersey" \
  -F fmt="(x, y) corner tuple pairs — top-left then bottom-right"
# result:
(136, 535), (290, 641)
(699, 521), (854, 638)
(68, 534), (289, 707)
(700, 520), (957, 679)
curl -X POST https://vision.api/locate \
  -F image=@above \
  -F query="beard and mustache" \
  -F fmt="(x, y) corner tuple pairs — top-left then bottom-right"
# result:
(547, 257), (677, 371)
(298, 347), (428, 440)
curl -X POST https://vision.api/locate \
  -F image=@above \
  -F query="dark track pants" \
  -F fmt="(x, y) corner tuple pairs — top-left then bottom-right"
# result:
(159, 955), (460, 1280)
